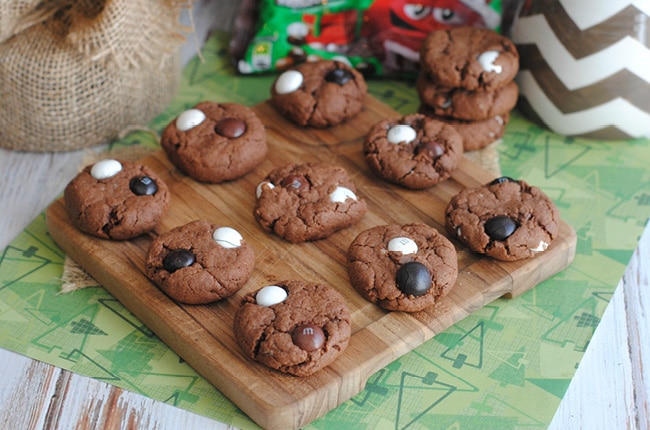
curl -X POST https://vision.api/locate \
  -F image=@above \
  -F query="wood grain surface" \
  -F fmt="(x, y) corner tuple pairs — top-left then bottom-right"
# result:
(45, 96), (576, 430)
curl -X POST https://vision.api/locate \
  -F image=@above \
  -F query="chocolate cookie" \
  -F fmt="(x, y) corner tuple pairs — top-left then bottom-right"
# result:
(233, 280), (351, 376)
(445, 177), (560, 261)
(416, 75), (518, 121)
(64, 159), (170, 240)
(419, 27), (519, 92)
(348, 223), (458, 312)
(270, 60), (367, 128)
(364, 113), (463, 189)
(145, 220), (255, 304)
(419, 104), (509, 152)
(160, 101), (267, 183)
(254, 162), (367, 243)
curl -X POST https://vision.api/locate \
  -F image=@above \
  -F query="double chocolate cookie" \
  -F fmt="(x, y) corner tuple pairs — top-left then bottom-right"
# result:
(419, 27), (519, 92)
(416, 76), (518, 121)
(64, 159), (170, 240)
(254, 162), (367, 243)
(418, 105), (510, 152)
(348, 223), (458, 312)
(445, 177), (560, 261)
(145, 220), (255, 304)
(233, 280), (351, 376)
(161, 101), (267, 183)
(270, 60), (367, 128)
(364, 114), (463, 189)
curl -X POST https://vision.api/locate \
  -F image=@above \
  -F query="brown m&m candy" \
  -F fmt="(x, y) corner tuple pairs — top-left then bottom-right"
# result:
(416, 140), (445, 159)
(162, 249), (195, 273)
(215, 117), (246, 138)
(292, 324), (325, 351)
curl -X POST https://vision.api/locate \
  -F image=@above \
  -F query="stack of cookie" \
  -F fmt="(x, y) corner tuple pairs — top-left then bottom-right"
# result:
(416, 27), (519, 152)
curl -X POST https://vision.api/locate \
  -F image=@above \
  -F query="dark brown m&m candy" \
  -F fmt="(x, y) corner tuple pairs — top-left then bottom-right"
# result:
(488, 176), (516, 186)
(215, 117), (246, 139)
(416, 140), (445, 159)
(163, 249), (195, 273)
(129, 175), (158, 196)
(324, 68), (353, 86)
(484, 215), (518, 241)
(396, 261), (432, 297)
(292, 324), (325, 351)
(280, 175), (309, 193)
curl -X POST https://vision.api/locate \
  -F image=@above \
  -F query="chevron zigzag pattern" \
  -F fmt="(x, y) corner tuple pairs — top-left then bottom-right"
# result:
(517, 71), (650, 138)
(513, 14), (650, 88)
(512, 0), (650, 139)
(533, 0), (650, 58)
(560, 0), (650, 29)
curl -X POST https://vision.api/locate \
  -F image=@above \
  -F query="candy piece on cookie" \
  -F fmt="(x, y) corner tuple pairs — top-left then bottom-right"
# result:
(364, 113), (463, 189)
(161, 101), (267, 183)
(145, 220), (255, 304)
(445, 177), (560, 261)
(348, 223), (458, 312)
(64, 159), (170, 240)
(233, 280), (351, 376)
(254, 162), (367, 243)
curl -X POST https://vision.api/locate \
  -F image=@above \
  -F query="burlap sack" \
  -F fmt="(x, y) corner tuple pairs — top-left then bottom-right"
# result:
(0, 0), (40, 43)
(0, 0), (189, 152)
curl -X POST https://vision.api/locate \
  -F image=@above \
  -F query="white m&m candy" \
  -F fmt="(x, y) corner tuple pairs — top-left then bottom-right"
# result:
(531, 241), (549, 253)
(90, 159), (122, 180)
(255, 285), (288, 307)
(477, 51), (502, 74)
(176, 109), (206, 131)
(329, 186), (357, 203)
(255, 181), (275, 199)
(387, 237), (418, 255)
(387, 125), (417, 144)
(275, 70), (303, 94)
(212, 227), (243, 249)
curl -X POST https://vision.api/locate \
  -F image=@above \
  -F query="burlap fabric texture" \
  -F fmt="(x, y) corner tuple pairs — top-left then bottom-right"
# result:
(0, 0), (189, 152)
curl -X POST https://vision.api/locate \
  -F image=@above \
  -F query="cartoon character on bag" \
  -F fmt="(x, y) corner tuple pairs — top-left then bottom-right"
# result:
(363, 0), (501, 72)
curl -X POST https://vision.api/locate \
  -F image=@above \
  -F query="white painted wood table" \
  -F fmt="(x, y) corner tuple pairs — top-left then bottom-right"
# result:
(1, 2), (648, 427)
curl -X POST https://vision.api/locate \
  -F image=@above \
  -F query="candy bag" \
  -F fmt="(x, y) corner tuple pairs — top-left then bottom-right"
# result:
(232, 0), (503, 77)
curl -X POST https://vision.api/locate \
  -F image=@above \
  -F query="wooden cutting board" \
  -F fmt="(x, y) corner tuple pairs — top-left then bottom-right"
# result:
(46, 96), (577, 430)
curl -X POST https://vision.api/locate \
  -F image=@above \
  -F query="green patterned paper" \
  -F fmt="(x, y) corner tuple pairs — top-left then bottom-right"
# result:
(1, 33), (649, 429)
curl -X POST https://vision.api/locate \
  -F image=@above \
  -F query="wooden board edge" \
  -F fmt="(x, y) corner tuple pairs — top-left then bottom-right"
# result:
(45, 198), (375, 430)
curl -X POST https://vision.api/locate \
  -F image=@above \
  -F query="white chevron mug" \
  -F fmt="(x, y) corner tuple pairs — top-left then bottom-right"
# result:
(511, 0), (650, 140)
